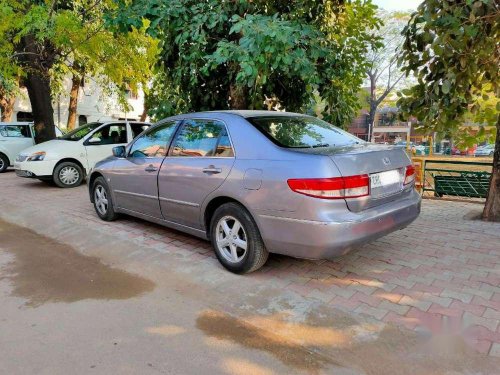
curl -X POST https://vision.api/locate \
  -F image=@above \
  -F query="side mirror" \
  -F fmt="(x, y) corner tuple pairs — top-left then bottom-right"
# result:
(112, 145), (126, 158)
(88, 137), (101, 144)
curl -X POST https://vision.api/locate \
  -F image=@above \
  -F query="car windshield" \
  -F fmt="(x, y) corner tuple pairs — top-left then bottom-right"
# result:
(60, 122), (102, 141)
(247, 116), (362, 148)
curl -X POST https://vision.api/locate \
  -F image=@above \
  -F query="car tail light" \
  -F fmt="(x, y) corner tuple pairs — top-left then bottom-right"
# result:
(404, 165), (415, 185)
(287, 175), (370, 199)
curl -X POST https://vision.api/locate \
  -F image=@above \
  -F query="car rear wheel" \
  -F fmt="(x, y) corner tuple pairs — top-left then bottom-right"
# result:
(0, 153), (9, 173)
(210, 202), (268, 274)
(92, 176), (118, 221)
(53, 162), (84, 188)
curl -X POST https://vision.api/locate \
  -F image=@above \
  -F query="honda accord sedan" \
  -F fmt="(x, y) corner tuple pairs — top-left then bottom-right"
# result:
(88, 111), (421, 273)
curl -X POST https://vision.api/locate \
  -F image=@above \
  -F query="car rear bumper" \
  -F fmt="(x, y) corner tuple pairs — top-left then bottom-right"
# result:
(257, 189), (421, 259)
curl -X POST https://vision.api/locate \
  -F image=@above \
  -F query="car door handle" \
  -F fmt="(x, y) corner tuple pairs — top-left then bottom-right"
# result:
(145, 165), (158, 172)
(202, 166), (222, 174)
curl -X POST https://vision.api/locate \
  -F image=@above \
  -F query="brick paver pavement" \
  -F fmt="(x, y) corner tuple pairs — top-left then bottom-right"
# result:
(1, 171), (499, 356)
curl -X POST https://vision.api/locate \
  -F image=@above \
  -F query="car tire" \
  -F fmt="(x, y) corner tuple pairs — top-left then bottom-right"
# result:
(210, 202), (268, 274)
(0, 153), (9, 173)
(92, 176), (118, 221)
(53, 161), (84, 188)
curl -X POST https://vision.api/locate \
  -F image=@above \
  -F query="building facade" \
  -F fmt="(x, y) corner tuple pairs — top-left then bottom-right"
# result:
(347, 106), (419, 144)
(10, 76), (146, 129)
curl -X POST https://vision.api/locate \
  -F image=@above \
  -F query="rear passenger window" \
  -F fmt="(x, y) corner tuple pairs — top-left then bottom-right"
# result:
(0, 125), (31, 138)
(171, 119), (234, 157)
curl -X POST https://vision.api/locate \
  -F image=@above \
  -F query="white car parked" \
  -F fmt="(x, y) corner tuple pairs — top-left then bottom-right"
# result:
(0, 122), (63, 173)
(15, 121), (149, 188)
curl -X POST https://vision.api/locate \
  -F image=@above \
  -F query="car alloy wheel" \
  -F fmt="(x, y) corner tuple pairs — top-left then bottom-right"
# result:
(215, 215), (248, 263)
(0, 157), (4, 171)
(59, 165), (80, 185)
(94, 185), (109, 216)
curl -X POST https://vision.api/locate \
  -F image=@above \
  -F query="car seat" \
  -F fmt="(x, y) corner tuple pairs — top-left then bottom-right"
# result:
(119, 129), (127, 143)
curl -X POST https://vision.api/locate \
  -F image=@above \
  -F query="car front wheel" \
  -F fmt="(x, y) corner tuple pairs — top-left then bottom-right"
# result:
(210, 202), (268, 274)
(0, 153), (9, 173)
(53, 162), (84, 188)
(92, 176), (118, 221)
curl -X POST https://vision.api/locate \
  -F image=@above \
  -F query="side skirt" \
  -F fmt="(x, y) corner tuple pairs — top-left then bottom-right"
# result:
(115, 207), (209, 241)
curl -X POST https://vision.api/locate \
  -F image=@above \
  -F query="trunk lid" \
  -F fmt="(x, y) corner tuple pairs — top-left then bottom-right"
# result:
(329, 144), (411, 212)
(297, 143), (412, 212)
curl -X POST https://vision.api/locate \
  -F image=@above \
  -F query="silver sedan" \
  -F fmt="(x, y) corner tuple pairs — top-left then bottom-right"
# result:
(89, 111), (421, 273)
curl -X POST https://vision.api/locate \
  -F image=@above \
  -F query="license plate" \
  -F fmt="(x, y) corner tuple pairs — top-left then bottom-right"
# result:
(370, 170), (400, 188)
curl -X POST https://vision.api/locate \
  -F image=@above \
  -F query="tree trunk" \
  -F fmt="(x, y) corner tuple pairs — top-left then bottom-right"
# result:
(17, 35), (56, 144)
(25, 72), (56, 144)
(140, 102), (148, 122)
(0, 96), (15, 121)
(67, 75), (81, 130)
(367, 72), (377, 142)
(229, 84), (248, 109)
(482, 116), (500, 221)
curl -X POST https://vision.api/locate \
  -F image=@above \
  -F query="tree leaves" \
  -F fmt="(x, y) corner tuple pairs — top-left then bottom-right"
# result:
(110, 0), (380, 127)
(397, 0), (499, 140)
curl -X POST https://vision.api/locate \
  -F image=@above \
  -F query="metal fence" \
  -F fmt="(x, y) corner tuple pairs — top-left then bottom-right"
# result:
(411, 158), (492, 200)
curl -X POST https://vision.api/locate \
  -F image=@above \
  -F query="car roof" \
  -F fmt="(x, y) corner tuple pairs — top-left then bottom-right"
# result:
(100, 120), (149, 124)
(176, 110), (310, 119)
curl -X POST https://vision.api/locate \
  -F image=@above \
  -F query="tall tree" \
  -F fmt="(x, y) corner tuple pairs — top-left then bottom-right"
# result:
(365, 11), (410, 141)
(110, 0), (381, 127)
(398, 0), (499, 221)
(57, 0), (159, 130)
(0, 76), (17, 121)
(0, 0), (158, 142)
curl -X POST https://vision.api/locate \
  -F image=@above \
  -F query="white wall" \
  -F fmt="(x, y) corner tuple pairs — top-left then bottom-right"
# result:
(12, 76), (146, 129)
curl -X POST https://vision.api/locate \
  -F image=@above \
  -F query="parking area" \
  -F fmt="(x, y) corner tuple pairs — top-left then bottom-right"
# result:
(1, 170), (499, 374)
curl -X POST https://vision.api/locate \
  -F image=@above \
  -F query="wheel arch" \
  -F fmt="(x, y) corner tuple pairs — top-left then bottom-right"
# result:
(203, 196), (254, 238)
(0, 151), (10, 166)
(53, 158), (86, 177)
(88, 171), (104, 202)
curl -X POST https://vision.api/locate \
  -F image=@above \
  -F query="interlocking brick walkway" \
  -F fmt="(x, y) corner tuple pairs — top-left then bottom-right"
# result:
(1, 171), (499, 356)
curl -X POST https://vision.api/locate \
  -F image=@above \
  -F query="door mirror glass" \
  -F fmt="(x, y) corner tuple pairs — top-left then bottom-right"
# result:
(112, 145), (126, 158)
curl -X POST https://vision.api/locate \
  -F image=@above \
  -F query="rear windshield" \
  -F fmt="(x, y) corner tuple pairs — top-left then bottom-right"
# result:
(60, 122), (102, 141)
(247, 116), (363, 148)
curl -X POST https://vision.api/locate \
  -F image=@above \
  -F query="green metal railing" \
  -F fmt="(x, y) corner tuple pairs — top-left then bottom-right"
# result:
(413, 159), (492, 199)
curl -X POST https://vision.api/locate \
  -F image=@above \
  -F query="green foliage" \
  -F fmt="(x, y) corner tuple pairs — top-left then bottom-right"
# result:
(110, 0), (381, 126)
(0, 0), (159, 110)
(397, 0), (499, 144)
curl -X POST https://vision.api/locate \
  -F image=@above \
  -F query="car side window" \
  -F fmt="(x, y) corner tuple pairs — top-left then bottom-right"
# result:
(131, 123), (150, 138)
(0, 125), (31, 138)
(129, 121), (178, 158)
(88, 124), (127, 145)
(171, 119), (234, 157)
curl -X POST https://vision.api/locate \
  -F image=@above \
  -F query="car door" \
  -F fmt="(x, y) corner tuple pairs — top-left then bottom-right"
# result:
(110, 121), (180, 218)
(0, 125), (35, 161)
(158, 118), (235, 229)
(84, 123), (128, 170)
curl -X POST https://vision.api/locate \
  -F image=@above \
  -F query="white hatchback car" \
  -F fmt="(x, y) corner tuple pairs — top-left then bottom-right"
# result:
(15, 121), (149, 187)
(0, 122), (63, 173)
